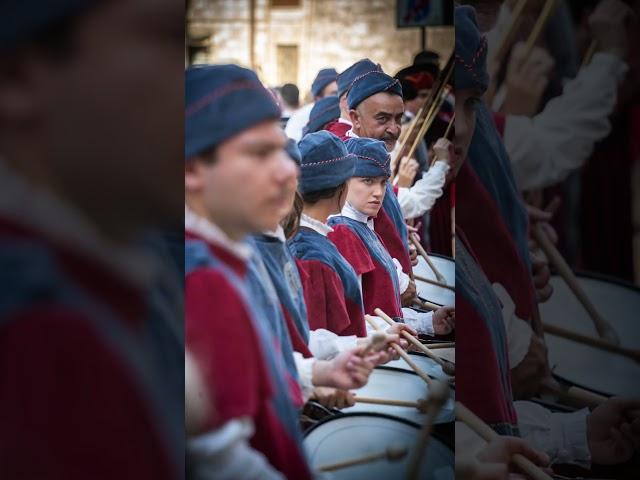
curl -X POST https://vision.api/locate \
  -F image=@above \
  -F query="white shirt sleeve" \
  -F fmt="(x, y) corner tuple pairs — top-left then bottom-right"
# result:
(188, 418), (286, 480)
(308, 328), (358, 360)
(492, 283), (533, 368)
(293, 352), (315, 401)
(505, 53), (628, 191)
(401, 308), (434, 335)
(514, 401), (591, 467)
(392, 258), (410, 294)
(284, 103), (314, 141)
(397, 160), (449, 219)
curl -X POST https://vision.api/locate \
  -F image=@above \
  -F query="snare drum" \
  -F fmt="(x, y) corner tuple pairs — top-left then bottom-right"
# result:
(384, 350), (455, 380)
(540, 273), (640, 397)
(413, 254), (455, 306)
(342, 367), (455, 425)
(304, 412), (454, 480)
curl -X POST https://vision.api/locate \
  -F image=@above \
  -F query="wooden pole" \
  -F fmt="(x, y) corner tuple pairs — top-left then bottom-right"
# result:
(542, 323), (640, 362)
(318, 445), (408, 472)
(531, 223), (620, 344)
(406, 380), (450, 480)
(410, 233), (447, 283)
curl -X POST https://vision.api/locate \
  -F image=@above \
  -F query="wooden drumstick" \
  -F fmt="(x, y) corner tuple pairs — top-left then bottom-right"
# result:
(523, 0), (560, 57)
(424, 342), (456, 349)
(542, 322), (640, 363)
(354, 396), (429, 413)
(410, 233), (447, 284)
(407, 380), (450, 480)
(541, 379), (607, 410)
(429, 113), (456, 168)
(365, 315), (433, 386)
(374, 308), (455, 376)
(490, 0), (529, 78)
(581, 39), (598, 67)
(318, 445), (408, 472)
(531, 223), (620, 345)
(413, 297), (440, 311)
(456, 402), (553, 480)
(413, 274), (455, 291)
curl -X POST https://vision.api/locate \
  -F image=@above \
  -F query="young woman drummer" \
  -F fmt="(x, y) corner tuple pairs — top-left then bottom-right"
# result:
(326, 136), (455, 336)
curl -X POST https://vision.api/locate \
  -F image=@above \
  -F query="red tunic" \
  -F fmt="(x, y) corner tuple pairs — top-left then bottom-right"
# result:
(324, 119), (351, 140)
(296, 258), (368, 337)
(185, 231), (311, 480)
(374, 208), (413, 275)
(0, 218), (177, 480)
(329, 224), (403, 318)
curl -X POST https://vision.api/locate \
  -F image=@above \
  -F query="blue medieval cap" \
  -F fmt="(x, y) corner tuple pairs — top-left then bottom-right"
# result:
(302, 95), (340, 136)
(298, 131), (356, 194)
(185, 64), (281, 159)
(454, 5), (489, 93)
(345, 137), (391, 178)
(311, 68), (338, 98)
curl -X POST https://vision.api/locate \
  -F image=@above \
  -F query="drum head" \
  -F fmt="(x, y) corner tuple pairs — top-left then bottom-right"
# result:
(413, 254), (455, 307)
(304, 412), (454, 480)
(540, 274), (640, 397)
(342, 368), (455, 425)
(383, 351), (453, 380)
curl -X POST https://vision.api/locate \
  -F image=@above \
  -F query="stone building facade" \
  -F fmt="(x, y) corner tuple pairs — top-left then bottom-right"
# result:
(187, 0), (453, 98)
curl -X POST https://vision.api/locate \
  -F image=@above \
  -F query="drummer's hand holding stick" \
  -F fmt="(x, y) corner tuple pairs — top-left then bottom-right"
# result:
(584, 397), (640, 465)
(311, 346), (381, 391)
(456, 402), (553, 480)
(365, 315), (435, 386)
(373, 308), (455, 376)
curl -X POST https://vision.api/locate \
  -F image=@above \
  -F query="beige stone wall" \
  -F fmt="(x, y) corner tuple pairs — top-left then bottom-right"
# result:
(187, 0), (453, 98)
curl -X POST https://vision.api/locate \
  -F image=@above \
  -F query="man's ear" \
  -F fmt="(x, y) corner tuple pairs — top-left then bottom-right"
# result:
(185, 159), (205, 194)
(349, 108), (360, 129)
(0, 57), (40, 122)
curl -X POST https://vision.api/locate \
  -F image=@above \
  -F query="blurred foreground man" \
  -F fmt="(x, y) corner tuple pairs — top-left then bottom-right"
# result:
(0, 1), (184, 478)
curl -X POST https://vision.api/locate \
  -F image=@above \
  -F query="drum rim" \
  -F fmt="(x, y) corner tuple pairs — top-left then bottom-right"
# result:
(302, 411), (455, 452)
(420, 252), (454, 263)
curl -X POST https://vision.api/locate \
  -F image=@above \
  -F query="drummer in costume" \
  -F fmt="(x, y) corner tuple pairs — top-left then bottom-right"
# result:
(0, 1), (184, 478)
(286, 67), (338, 141)
(301, 95), (340, 137)
(323, 60), (378, 140)
(327, 137), (454, 335)
(185, 65), (381, 479)
(454, 0), (557, 400)
(341, 61), (418, 289)
(455, 5), (640, 469)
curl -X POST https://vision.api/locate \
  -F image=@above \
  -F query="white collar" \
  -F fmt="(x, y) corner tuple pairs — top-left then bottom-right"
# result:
(184, 206), (253, 261)
(340, 202), (375, 230)
(338, 117), (353, 126)
(345, 128), (359, 139)
(263, 225), (286, 243)
(0, 157), (155, 288)
(300, 212), (333, 237)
